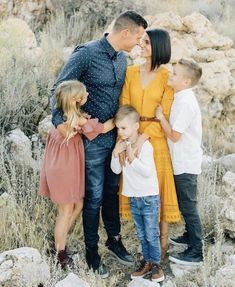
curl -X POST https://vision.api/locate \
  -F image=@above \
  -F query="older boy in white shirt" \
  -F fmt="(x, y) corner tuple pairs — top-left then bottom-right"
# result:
(156, 59), (203, 265)
(111, 105), (164, 283)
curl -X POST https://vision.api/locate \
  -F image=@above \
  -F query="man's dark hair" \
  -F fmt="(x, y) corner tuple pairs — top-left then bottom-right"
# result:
(113, 10), (148, 32)
(146, 29), (171, 71)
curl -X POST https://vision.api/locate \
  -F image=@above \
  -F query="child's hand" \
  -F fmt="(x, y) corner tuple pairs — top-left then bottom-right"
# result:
(103, 118), (115, 133)
(126, 142), (136, 163)
(113, 140), (126, 157)
(156, 105), (164, 120)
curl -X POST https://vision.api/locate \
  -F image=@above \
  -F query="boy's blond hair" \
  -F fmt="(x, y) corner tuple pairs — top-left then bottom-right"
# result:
(115, 105), (140, 123)
(178, 58), (202, 86)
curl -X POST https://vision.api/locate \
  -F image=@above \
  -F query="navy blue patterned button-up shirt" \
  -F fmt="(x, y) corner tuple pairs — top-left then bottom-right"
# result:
(51, 35), (127, 148)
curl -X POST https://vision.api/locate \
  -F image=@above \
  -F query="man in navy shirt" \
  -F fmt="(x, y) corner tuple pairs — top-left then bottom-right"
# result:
(51, 11), (147, 277)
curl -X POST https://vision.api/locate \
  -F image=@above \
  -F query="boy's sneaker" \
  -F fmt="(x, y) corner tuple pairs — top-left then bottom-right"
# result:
(94, 262), (109, 279)
(131, 260), (152, 279)
(106, 235), (134, 266)
(151, 263), (165, 282)
(169, 235), (189, 247)
(169, 248), (203, 266)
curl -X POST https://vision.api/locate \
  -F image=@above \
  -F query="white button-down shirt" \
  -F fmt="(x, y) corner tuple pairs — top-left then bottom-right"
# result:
(168, 88), (203, 175)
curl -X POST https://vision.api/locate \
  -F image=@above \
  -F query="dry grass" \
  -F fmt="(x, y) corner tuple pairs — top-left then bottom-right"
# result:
(1, 139), (233, 286)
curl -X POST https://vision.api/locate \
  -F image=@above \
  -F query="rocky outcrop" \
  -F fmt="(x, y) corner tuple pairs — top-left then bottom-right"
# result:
(128, 12), (235, 155)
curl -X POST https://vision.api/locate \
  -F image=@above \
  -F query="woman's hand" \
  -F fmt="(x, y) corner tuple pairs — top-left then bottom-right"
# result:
(103, 119), (115, 133)
(132, 134), (148, 156)
(126, 142), (136, 163)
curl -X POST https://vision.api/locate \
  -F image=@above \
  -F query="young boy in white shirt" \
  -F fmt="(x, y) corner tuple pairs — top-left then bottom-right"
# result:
(156, 58), (203, 265)
(111, 105), (164, 283)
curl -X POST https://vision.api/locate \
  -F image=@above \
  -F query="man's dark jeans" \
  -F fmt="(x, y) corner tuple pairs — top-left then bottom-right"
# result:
(83, 139), (120, 269)
(174, 173), (203, 254)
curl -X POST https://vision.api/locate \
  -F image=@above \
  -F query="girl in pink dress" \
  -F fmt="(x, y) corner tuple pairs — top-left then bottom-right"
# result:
(38, 80), (114, 268)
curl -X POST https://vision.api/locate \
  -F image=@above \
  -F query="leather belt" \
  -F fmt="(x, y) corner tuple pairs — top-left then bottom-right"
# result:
(140, 116), (160, 122)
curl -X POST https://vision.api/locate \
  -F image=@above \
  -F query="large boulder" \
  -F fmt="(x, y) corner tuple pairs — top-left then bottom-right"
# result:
(0, 17), (43, 64)
(0, 247), (50, 286)
(6, 128), (36, 168)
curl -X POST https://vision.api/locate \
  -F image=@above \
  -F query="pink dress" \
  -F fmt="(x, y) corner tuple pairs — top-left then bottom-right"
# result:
(38, 119), (103, 204)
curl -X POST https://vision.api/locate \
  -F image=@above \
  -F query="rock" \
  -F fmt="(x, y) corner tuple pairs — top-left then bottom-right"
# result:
(0, 247), (50, 286)
(217, 154), (235, 172)
(193, 49), (225, 63)
(207, 99), (223, 118)
(170, 263), (199, 278)
(170, 32), (197, 63)
(38, 115), (53, 142)
(228, 255), (235, 265)
(202, 155), (214, 171)
(222, 172), (235, 189)
(182, 12), (213, 34)
(128, 278), (160, 287)
(0, 17), (37, 50)
(162, 280), (177, 287)
(55, 273), (90, 287)
(151, 12), (185, 31)
(193, 30), (233, 50)
(214, 264), (235, 287)
(6, 128), (36, 168)
(226, 49), (235, 58)
(200, 60), (231, 99)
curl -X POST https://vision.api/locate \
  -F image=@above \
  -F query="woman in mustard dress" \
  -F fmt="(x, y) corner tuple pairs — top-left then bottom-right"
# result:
(120, 29), (181, 258)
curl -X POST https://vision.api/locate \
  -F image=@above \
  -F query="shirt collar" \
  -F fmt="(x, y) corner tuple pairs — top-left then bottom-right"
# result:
(174, 88), (193, 98)
(100, 33), (118, 60)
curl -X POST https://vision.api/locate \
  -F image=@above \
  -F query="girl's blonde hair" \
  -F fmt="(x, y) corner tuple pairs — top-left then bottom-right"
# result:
(55, 80), (86, 141)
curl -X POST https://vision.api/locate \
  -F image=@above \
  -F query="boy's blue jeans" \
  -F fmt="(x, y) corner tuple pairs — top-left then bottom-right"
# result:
(130, 195), (161, 264)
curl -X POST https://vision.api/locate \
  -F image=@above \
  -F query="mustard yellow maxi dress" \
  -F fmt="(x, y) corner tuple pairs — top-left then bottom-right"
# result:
(119, 65), (180, 223)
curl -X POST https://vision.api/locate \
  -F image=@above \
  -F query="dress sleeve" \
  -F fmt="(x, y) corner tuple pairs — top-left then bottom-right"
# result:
(80, 118), (104, 141)
(120, 68), (131, 105)
(142, 77), (174, 139)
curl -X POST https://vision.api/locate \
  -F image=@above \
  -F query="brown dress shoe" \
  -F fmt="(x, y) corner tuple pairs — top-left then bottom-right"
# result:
(131, 260), (152, 279)
(151, 263), (165, 282)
